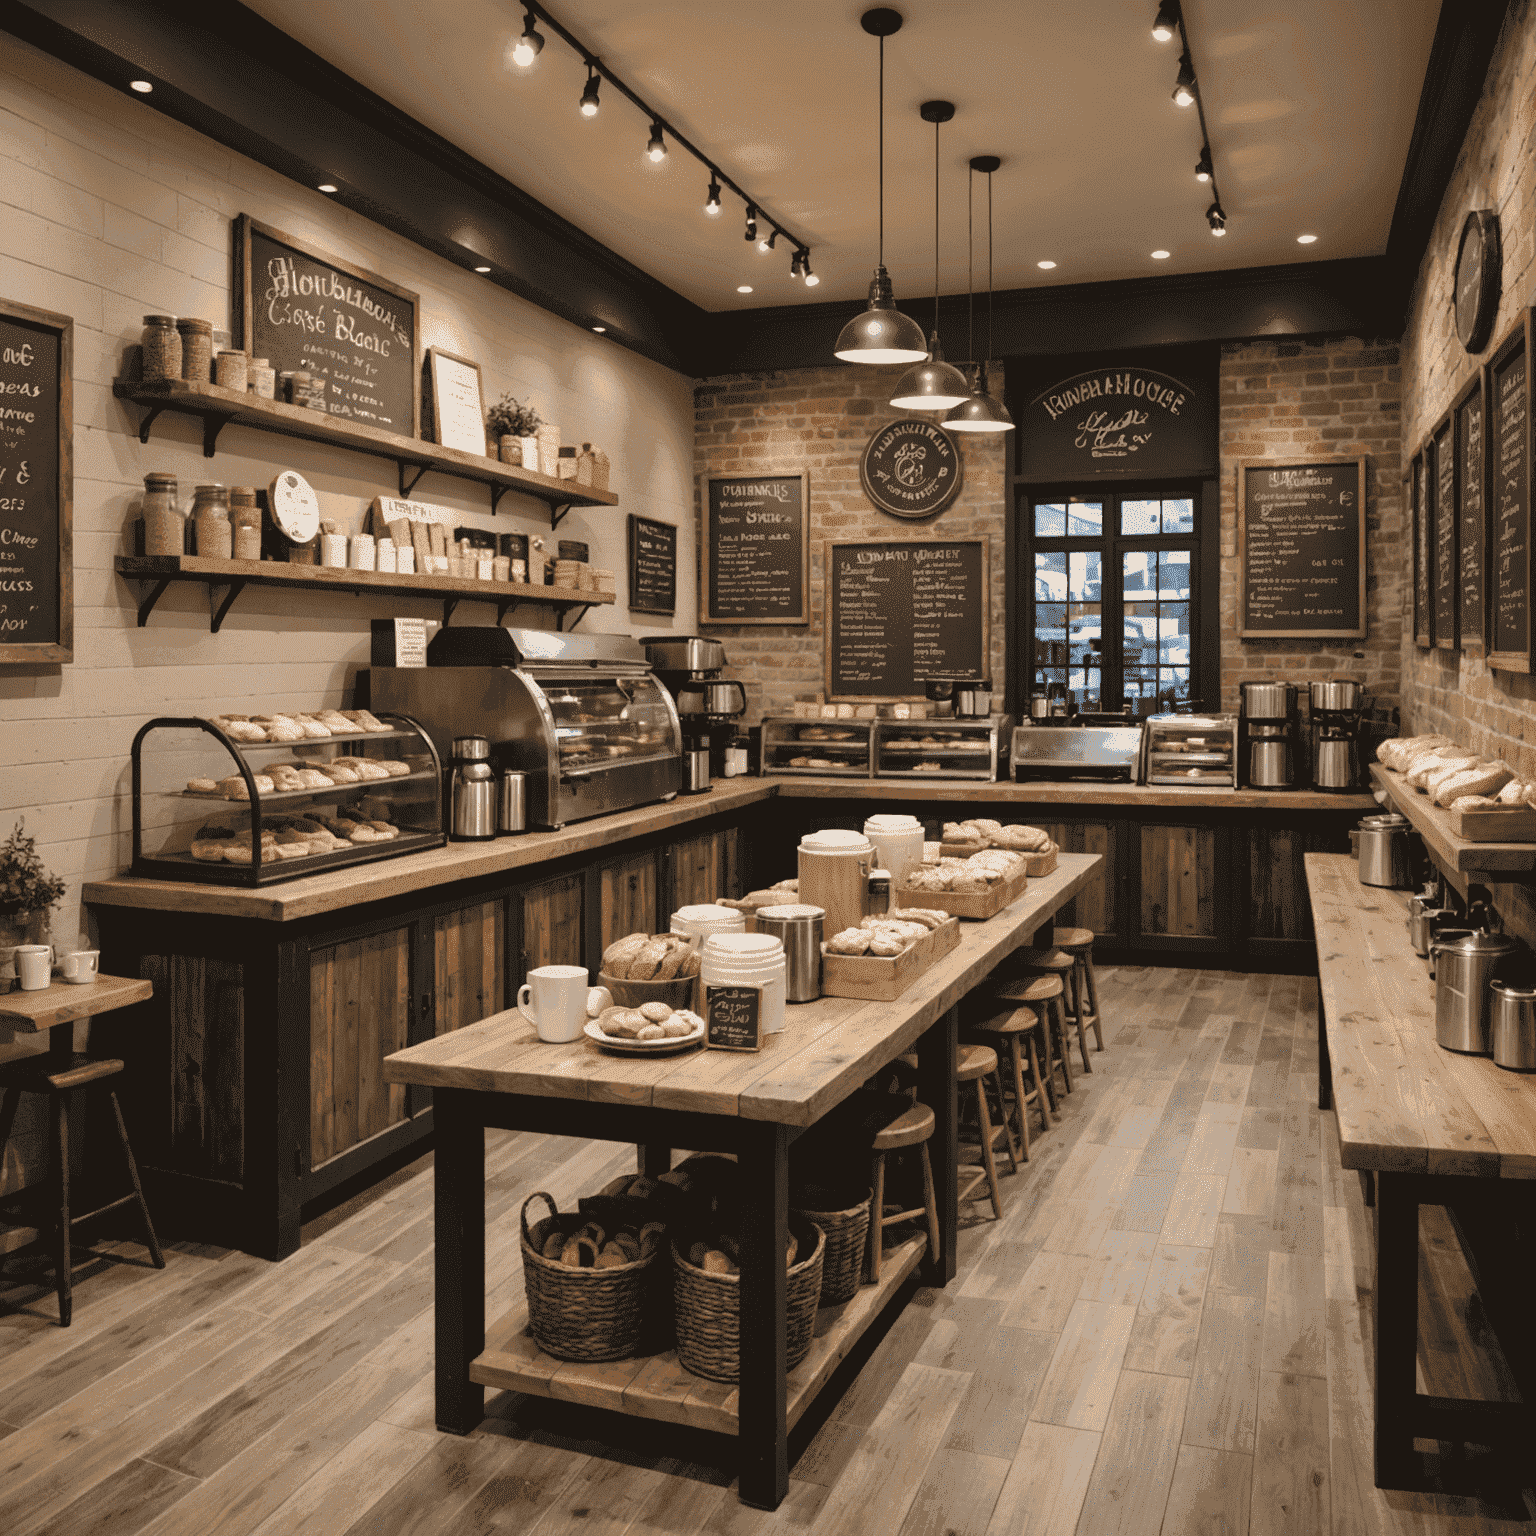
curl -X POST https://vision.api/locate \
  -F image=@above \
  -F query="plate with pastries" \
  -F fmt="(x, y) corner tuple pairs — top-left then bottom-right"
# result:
(587, 1004), (706, 1054)
(208, 709), (394, 744)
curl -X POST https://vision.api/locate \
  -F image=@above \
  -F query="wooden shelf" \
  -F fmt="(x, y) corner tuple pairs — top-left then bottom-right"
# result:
(0, 974), (151, 1034)
(471, 1233), (926, 1433)
(116, 554), (613, 633)
(1370, 764), (1536, 876)
(112, 376), (619, 524)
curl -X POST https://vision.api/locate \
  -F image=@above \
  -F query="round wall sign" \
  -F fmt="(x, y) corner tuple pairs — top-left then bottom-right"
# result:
(860, 420), (964, 520)
(1454, 209), (1500, 354)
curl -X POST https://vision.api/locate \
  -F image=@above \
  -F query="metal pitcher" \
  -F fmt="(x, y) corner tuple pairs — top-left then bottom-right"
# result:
(1431, 928), (1518, 1053)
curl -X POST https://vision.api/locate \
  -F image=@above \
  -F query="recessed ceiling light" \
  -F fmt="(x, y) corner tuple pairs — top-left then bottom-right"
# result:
(1297, 233), (1318, 244)
(737, 285), (753, 294)
(129, 80), (153, 93)
(592, 325), (607, 333)
(1037, 260), (1057, 270)
(474, 265), (491, 273)
(318, 184), (338, 194)
(1151, 249), (1171, 260)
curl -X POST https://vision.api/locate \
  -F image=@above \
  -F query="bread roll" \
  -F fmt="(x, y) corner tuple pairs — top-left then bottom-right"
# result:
(1433, 763), (1513, 806)
(1410, 755), (1477, 790)
(1498, 778), (1530, 804)
(827, 927), (872, 955)
(627, 938), (669, 981)
(654, 936), (688, 980)
(1450, 795), (1499, 810)
(602, 933), (649, 978)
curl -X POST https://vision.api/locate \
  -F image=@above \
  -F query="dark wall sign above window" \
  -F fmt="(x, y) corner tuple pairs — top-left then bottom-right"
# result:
(859, 421), (964, 520)
(1455, 209), (1501, 355)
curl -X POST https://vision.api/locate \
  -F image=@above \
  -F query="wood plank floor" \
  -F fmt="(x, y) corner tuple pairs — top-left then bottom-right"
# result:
(1, 965), (1532, 1534)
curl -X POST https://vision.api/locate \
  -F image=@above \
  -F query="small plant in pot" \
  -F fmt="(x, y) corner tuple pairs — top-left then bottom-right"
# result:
(486, 394), (543, 467)
(0, 818), (65, 991)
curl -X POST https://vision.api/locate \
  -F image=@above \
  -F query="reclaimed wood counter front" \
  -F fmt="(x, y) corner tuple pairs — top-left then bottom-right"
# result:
(385, 853), (1101, 1510)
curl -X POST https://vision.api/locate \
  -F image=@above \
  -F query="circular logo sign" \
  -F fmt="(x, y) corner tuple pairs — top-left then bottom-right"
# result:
(860, 420), (964, 520)
(1454, 208), (1500, 354)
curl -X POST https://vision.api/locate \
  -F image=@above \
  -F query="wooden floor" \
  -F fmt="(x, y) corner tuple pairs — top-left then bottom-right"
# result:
(1, 965), (1531, 1535)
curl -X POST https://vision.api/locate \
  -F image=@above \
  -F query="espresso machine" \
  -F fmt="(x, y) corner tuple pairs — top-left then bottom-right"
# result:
(1239, 682), (1301, 789)
(643, 636), (747, 789)
(1309, 678), (1366, 790)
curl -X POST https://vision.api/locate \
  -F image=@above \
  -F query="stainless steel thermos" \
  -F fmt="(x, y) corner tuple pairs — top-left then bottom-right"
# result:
(498, 769), (527, 834)
(448, 736), (496, 841)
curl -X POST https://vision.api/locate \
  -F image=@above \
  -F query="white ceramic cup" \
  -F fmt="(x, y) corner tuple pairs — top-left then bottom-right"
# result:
(60, 950), (99, 985)
(517, 964), (589, 1043)
(15, 944), (52, 991)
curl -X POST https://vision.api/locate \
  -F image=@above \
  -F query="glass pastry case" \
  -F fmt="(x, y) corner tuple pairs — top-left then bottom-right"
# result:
(1138, 712), (1238, 787)
(873, 716), (1009, 781)
(760, 718), (873, 777)
(131, 711), (445, 885)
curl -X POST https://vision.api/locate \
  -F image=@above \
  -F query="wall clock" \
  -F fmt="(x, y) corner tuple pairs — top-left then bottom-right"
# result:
(1455, 209), (1501, 354)
(859, 420), (964, 520)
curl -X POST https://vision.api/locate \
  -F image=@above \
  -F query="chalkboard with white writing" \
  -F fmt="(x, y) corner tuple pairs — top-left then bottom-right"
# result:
(701, 472), (808, 625)
(826, 538), (989, 700)
(0, 298), (71, 664)
(1433, 417), (1457, 649)
(1237, 458), (1366, 640)
(627, 515), (677, 614)
(1456, 373), (1487, 650)
(1413, 451), (1431, 647)
(235, 215), (420, 437)
(705, 984), (762, 1052)
(1490, 314), (1533, 672)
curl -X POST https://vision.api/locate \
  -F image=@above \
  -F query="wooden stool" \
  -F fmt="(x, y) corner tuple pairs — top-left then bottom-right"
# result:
(989, 975), (1073, 1106)
(0, 1053), (164, 1327)
(1008, 950), (1092, 1074)
(961, 1001), (1053, 1158)
(860, 1095), (941, 1283)
(956, 1043), (1007, 1221)
(1054, 927), (1105, 1053)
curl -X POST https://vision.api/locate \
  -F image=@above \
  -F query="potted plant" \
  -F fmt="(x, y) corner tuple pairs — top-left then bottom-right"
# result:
(485, 394), (543, 468)
(0, 818), (65, 990)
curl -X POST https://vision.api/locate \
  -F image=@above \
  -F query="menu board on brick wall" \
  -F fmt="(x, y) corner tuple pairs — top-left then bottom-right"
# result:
(1237, 457), (1366, 639)
(627, 514), (677, 615)
(1413, 450), (1431, 648)
(0, 298), (71, 664)
(700, 472), (808, 625)
(1433, 416), (1457, 649)
(1457, 374), (1487, 651)
(825, 537), (989, 700)
(235, 215), (421, 436)
(1490, 314), (1532, 672)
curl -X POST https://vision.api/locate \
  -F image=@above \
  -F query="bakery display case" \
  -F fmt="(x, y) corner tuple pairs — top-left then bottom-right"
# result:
(873, 716), (1008, 781)
(760, 718), (873, 778)
(1139, 713), (1239, 788)
(131, 711), (444, 885)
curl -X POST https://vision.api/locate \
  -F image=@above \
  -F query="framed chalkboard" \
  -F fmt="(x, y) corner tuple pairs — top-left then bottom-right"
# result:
(1455, 371), (1488, 651)
(627, 514), (677, 615)
(0, 298), (71, 665)
(700, 472), (808, 625)
(825, 537), (989, 701)
(1411, 449), (1431, 648)
(1432, 415), (1457, 648)
(1237, 457), (1366, 640)
(1489, 312), (1532, 673)
(234, 214), (420, 437)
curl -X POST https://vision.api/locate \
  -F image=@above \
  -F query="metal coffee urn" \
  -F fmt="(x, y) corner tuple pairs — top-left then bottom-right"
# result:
(1239, 681), (1299, 789)
(1308, 678), (1365, 790)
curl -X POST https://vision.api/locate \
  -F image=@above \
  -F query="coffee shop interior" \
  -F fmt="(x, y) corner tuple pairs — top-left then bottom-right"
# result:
(6, 0), (1536, 1530)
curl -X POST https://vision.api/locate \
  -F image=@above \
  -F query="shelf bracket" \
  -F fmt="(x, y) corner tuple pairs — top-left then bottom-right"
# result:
(489, 483), (508, 516)
(209, 580), (247, 634)
(201, 412), (235, 458)
(442, 597), (460, 628)
(399, 461), (429, 499)
(135, 578), (171, 628)
(136, 404), (167, 446)
(549, 501), (573, 530)
(559, 602), (595, 633)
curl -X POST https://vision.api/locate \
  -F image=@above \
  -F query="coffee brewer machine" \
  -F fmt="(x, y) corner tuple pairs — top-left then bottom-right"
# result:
(1239, 682), (1300, 789)
(1309, 678), (1365, 790)
(643, 636), (747, 792)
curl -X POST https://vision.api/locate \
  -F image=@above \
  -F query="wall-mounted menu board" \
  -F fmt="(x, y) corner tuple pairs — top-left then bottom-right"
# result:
(1433, 415), (1457, 648)
(0, 298), (71, 665)
(1412, 449), (1431, 648)
(700, 472), (808, 625)
(235, 215), (420, 437)
(1489, 312), (1533, 672)
(1237, 457), (1366, 639)
(627, 514), (677, 615)
(825, 537), (989, 700)
(1456, 372), (1488, 650)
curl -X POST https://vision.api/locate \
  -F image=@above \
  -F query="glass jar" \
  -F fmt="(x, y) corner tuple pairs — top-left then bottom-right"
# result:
(176, 317), (213, 384)
(248, 357), (276, 399)
(230, 487), (261, 560)
(140, 315), (181, 383)
(142, 472), (183, 556)
(214, 349), (248, 391)
(191, 484), (232, 559)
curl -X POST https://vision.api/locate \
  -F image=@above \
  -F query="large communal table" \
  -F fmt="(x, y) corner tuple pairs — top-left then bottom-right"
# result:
(1305, 853), (1536, 1487)
(384, 853), (1100, 1509)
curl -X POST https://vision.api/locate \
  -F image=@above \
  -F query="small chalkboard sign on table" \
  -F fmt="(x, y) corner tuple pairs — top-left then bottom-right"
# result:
(627, 515), (677, 615)
(700, 472), (808, 625)
(1236, 458), (1367, 640)
(1433, 416), (1458, 649)
(0, 298), (72, 665)
(1489, 312), (1533, 673)
(705, 984), (762, 1052)
(1456, 371), (1489, 652)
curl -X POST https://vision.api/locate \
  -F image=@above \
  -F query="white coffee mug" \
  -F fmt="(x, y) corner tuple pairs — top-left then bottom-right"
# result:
(15, 944), (52, 991)
(60, 950), (100, 985)
(517, 964), (589, 1043)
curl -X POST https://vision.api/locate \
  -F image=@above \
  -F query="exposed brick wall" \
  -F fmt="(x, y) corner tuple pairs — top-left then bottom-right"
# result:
(1400, 0), (1536, 771)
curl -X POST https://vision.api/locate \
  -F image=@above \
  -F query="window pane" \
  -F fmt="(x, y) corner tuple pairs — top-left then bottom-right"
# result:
(1158, 603), (1190, 666)
(1122, 550), (1155, 594)
(1034, 551), (1066, 601)
(1067, 501), (1102, 537)
(1159, 667), (1191, 702)
(1121, 498), (1160, 535)
(1158, 549), (1192, 600)
(1069, 551), (1101, 602)
(1034, 502), (1066, 537)
(1162, 498), (1194, 534)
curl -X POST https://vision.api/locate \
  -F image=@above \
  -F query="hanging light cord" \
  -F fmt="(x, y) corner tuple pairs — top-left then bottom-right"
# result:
(966, 168), (975, 369)
(877, 34), (885, 267)
(986, 169), (996, 366)
(932, 118), (941, 332)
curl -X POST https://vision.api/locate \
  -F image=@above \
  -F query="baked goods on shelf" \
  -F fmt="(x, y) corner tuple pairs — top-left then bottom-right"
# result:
(943, 819), (1053, 852)
(824, 908), (952, 958)
(209, 708), (395, 744)
(601, 932), (703, 980)
(905, 847), (1028, 893)
(1377, 734), (1536, 809)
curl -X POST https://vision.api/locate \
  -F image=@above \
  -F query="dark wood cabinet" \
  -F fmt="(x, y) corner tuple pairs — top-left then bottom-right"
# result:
(519, 875), (584, 971)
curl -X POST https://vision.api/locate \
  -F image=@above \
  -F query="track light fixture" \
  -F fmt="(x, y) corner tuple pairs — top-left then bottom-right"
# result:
(758, 228), (779, 254)
(645, 120), (667, 161)
(579, 66), (600, 117)
(803, 262), (820, 288)
(789, 249), (803, 279)
(1172, 54), (1196, 107)
(744, 205), (758, 242)
(1206, 202), (1226, 236)
(705, 178), (722, 216)
(512, 10), (544, 67)
(1151, 1), (1180, 42)
(1195, 147), (1212, 182)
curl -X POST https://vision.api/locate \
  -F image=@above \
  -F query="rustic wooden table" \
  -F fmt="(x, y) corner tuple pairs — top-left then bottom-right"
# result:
(385, 853), (1101, 1510)
(0, 974), (153, 1064)
(1305, 853), (1536, 1488)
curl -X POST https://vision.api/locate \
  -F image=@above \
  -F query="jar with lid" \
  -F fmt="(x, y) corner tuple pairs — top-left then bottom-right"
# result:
(214, 349), (248, 392)
(190, 484), (232, 559)
(701, 931), (787, 1036)
(866, 869), (892, 916)
(862, 814), (923, 888)
(140, 315), (181, 383)
(176, 317), (213, 383)
(248, 357), (276, 399)
(142, 472), (183, 556)
(230, 487), (261, 560)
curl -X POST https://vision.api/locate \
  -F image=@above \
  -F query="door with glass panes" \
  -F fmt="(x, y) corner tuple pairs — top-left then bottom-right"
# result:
(1023, 489), (1202, 716)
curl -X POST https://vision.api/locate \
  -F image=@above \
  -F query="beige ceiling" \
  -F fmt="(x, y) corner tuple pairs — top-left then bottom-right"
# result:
(244, 0), (1440, 313)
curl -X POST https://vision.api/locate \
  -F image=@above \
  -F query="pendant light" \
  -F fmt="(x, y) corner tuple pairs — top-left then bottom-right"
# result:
(833, 8), (929, 365)
(890, 101), (971, 410)
(945, 155), (1014, 433)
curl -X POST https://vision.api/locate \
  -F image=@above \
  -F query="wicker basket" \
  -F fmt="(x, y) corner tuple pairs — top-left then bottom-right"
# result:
(672, 1213), (825, 1383)
(520, 1191), (666, 1362)
(796, 1191), (872, 1306)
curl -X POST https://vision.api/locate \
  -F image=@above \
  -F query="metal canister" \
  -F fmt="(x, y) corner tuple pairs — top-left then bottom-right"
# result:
(497, 769), (527, 834)
(1490, 980), (1536, 1070)
(1431, 928), (1518, 1053)
(753, 903), (824, 1003)
(448, 736), (496, 841)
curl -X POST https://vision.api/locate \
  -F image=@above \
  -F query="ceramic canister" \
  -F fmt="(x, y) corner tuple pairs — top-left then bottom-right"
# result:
(701, 932), (787, 1036)
(863, 813), (924, 889)
(797, 829), (873, 940)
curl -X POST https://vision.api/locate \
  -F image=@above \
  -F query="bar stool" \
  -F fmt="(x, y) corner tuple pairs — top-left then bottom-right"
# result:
(987, 974), (1073, 1107)
(1005, 950), (1092, 1074)
(1053, 927), (1105, 1054)
(0, 1052), (165, 1327)
(956, 1043), (1008, 1222)
(961, 1002), (1053, 1156)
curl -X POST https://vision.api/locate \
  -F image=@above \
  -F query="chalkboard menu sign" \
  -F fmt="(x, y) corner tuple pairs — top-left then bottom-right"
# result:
(1433, 417), (1457, 648)
(0, 298), (71, 664)
(235, 215), (420, 437)
(627, 515), (677, 615)
(1456, 373), (1487, 650)
(826, 537), (989, 700)
(700, 472), (808, 625)
(1237, 458), (1366, 640)
(1412, 451), (1431, 647)
(1489, 313), (1533, 672)
(705, 984), (762, 1052)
